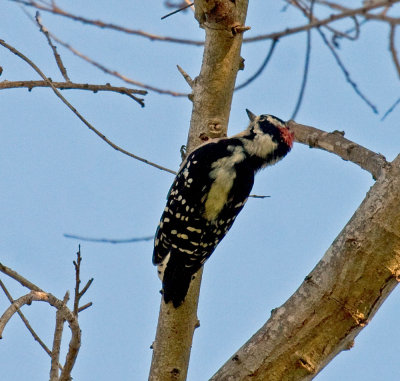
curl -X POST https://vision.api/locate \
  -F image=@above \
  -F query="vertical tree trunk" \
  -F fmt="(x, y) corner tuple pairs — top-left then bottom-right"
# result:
(149, 1), (249, 380)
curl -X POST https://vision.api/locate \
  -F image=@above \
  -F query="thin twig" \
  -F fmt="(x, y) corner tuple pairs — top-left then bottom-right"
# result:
(0, 80), (146, 105)
(381, 96), (400, 120)
(243, 0), (400, 43)
(290, 31), (311, 119)
(72, 247), (93, 315)
(295, 0), (361, 44)
(390, 24), (400, 79)
(291, 0), (314, 119)
(12, 0), (400, 45)
(48, 32), (187, 97)
(78, 302), (93, 313)
(381, 25), (400, 119)
(0, 39), (176, 175)
(0, 262), (42, 291)
(249, 194), (271, 199)
(235, 39), (278, 91)
(73, 248), (82, 316)
(35, 11), (70, 81)
(317, 28), (378, 114)
(161, 2), (194, 20)
(20, 2), (189, 96)
(315, 0), (395, 22)
(177, 65), (194, 88)
(13, 0), (204, 46)
(291, 0), (377, 114)
(329, 16), (361, 45)
(64, 233), (154, 244)
(79, 279), (94, 299)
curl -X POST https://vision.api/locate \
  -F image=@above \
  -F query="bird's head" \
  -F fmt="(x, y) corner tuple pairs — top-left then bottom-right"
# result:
(246, 109), (294, 150)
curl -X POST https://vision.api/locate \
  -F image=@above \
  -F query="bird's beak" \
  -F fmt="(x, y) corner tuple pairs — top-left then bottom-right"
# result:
(246, 109), (256, 122)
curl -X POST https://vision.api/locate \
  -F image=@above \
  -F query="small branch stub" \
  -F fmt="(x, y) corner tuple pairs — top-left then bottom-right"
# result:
(177, 65), (194, 88)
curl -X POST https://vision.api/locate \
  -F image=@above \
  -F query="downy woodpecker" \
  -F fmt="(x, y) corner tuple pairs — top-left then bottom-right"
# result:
(153, 110), (294, 307)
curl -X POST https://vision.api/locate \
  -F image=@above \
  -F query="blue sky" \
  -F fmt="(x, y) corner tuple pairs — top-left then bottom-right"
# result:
(1, 1), (400, 380)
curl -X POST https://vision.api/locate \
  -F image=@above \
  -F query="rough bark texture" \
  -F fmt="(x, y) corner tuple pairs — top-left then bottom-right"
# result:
(149, 270), (203, 381)
(149, 1), (249, 380)
(211, 154), (400, 380)
(186, 0), (249, 152)
(289, 121), (389, 180)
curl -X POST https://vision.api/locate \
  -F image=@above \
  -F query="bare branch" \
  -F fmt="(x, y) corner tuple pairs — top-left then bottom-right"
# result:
(317, 28), (378, 114)
(248, 194), (270, 199)
(291, 0), (378, 114)
(0, 290), (81, 378)
(290, 0), (314, 119)
(291, 30), (311, 119)
(289, 120), (389, 179)
(13, 0), (400, 47)
(161, 2), (194, 20)
(0, 80), (146, 105)
(0, 39), (176, 175)
(315, 0), (398, 23)
(381, 96), (400, 120)
(243, 0), (400, 43)
(234, 39), (278, 91)
(35, 11), (70, 81)
(177, 65), (194, 89)
(19, 4), (183, 96)
(381, 25), (400, 119)
(77, 302), (93, 313)
(71, 247), (94, 317)
(50, 292), (69, 381)
(211, 153), (400, 381)
(48, 32), (187, 97)
(390, 24), (400, 79)
(64, 233), (155, 244)
(73, 248), (82, 316)
(0, 279), (62, 370)
(0, 262), (42, 291)
(79, 279), (94, 299)
(13, 0), (204, 46)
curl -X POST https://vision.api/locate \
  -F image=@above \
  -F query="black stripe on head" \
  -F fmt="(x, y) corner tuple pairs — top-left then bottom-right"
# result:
(257, 115), (286, 135)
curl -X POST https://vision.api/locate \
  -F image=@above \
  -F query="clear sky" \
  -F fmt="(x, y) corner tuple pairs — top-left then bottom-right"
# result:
(1, 1), (400, 380)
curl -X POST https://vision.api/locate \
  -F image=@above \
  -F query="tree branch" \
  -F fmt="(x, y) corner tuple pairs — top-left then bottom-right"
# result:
(46, 31), (188, 97)
(13, 0), (204, 46)
(13, 0), (400, 46)
(243, 0), (400, 43)
(390, 24), (400, 79)
(288, 121), (389, 179)
(0, 39), (175, 175)
(64, 233), (154, 244)
(0, 262), (42, 291)
(0, 279), (62, 370)
(35, 11), (70, 81)
(234, 39), (278, 91)
(50, 292), (69, 381)
(0, 289), (81, 380)
(0, 80), (146, 105)
(211, 153), (400, 380)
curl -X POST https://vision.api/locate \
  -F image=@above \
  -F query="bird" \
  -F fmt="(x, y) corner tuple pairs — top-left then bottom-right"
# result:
(153, 109), (294, 307)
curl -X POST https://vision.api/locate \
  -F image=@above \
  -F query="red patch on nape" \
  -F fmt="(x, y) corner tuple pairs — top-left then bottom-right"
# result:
(280, 127), (294, 148)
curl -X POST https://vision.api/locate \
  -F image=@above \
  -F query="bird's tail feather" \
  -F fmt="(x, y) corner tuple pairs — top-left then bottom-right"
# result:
(162, 255), (195, 308)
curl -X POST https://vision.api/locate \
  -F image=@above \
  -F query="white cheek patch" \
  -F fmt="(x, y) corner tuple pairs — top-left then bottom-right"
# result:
(243, 130), (278, 159)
